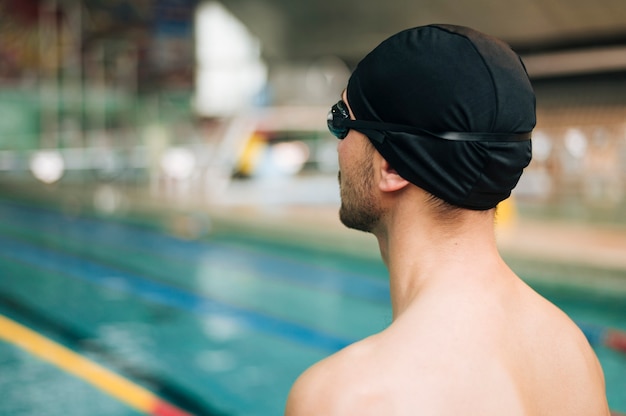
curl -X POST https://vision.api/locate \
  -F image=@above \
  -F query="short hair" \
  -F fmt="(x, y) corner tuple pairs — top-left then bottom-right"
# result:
(423, 192), (465, 221)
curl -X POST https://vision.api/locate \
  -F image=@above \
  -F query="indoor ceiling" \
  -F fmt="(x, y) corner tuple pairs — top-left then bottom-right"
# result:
(10, 0), (626, 64)
(218, 0), (626, 64)
(4, 0), (626, 78)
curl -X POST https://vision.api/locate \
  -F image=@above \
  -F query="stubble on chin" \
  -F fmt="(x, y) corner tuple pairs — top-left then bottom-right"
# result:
(337, 172), (381, 233)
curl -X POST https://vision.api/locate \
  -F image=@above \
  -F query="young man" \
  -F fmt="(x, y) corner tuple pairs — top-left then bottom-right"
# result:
(285, 24), (609, 415)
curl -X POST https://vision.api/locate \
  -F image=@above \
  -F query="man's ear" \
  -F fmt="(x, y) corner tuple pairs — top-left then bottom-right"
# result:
(378, 155), (410, 192)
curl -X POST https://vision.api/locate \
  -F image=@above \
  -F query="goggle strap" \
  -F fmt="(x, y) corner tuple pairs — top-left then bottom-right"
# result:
(340, 119), (531, 142)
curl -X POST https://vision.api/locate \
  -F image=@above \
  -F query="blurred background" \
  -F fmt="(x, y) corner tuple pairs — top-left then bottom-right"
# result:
(0, 0), (624, 415)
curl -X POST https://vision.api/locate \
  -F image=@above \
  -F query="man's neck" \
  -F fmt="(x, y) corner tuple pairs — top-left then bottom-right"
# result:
(374, 209), (502, 319)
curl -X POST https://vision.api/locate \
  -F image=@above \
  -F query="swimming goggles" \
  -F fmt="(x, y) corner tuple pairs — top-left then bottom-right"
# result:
(327, 100), (531, 143)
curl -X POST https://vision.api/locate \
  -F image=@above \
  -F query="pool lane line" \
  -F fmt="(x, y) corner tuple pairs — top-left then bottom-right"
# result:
(2, 213), (626, 356)
(606, 330), (626, 353)
(579, 321), (626, 354)
(4, 233), (626, 360)
(2, 200), (625, 354)
(0, 292), (229, 416)
(0, 216), (390, 305)
(0, 314), (192, 416)
(0, 200), (390, 303)
(0, 235), (355, 352)
(2, 287), (626, 416)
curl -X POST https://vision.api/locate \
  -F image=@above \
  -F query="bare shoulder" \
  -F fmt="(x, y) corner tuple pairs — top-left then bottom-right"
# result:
(285, 329), (472, 416)
(285, 335), (389, 416)
(285, 280), (610, 416)
(518, 291), (610, 414)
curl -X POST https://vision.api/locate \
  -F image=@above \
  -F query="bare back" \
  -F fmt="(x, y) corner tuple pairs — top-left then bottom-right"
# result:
(286, 272), (609, 416)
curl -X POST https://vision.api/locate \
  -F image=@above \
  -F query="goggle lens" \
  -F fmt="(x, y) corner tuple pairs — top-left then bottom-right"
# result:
(327, 100), (350, 139)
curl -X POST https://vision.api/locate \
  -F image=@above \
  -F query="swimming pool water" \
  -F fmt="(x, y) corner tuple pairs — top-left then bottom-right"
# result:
(0, 199), (623, 415)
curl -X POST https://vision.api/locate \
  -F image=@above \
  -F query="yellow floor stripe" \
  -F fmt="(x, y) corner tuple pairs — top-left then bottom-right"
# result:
(0, 314), (157, 414)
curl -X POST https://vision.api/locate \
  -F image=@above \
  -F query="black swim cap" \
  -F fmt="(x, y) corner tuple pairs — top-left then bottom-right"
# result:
(346, 24), (535, 210)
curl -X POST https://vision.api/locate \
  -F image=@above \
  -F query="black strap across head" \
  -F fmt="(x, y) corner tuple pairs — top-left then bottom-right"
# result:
(329, 100), (531, 143)
(342, 119), (531, 143)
